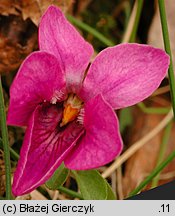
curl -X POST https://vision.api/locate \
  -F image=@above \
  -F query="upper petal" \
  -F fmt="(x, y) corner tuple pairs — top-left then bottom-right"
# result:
(39, 6), (94, 92)
(7, 51), (66, 126)
(65, 94), (123, 170)
(12, 103), (84, 196)
(81, 43), (170, 109)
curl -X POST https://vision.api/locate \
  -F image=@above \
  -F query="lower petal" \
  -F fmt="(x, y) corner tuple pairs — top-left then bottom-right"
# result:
(65, 94), (123, 170)
(12, 103), (84, 196)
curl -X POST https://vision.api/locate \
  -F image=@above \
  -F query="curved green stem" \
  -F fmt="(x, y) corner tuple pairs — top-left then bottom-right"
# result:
(138, 102), (170, 114)
(58, 186), (83, 199)
(151, 121), (172, 188)
(0, 138), (19, 161)
(9, 147), (19, 161)
(129, 0), (144, 42)
(158, 0), (175, 118)
(128, 150), (175, 197)
(0, 77), (12, 199)
(67, 15), (115, 47)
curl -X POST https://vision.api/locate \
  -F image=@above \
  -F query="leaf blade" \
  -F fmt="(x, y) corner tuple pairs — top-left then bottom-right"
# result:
(45, 163), (69, 190)
(72, 170), (107, 200)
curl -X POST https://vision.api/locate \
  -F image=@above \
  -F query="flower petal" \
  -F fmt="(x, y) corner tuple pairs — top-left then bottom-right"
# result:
(65, 94), (123, 170)
(82, 43), (169, 109)
(12, 103), (84, 196)
(7, 51), (66, 126)
(39, 6), (93, 92)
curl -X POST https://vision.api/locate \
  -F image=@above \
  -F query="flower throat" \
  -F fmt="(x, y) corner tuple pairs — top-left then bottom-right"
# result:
(60, 93), (83, 127)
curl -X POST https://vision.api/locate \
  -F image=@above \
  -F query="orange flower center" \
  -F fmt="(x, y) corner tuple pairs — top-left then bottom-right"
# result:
(60, 94), (83, 127)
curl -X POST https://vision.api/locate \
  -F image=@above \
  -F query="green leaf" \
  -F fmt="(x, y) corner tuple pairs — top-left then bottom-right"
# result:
(45, 163), (69, 190)
(106, 182), (116, 200)
(72, 170), (107, 200)
(0, 137), (19, 161)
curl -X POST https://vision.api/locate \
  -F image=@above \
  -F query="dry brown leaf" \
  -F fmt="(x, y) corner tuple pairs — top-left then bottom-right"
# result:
(0, 15), (37, 74)
(0, 0), (74, 26)
(0, 0), (74, 74)
(30, 190), (48, 200)
(0, 0), (21, 16)
(15, 194), (31, 200)
(122, 105), (175, 198)
(22, 0), (74, 25)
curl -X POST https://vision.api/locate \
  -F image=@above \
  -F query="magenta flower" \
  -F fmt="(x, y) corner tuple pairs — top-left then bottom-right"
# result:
(7, 6), (169, 196)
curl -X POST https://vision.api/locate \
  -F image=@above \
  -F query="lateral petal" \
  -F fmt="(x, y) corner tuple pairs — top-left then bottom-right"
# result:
(39, 6), (93, 92)
(65, 94), (123, 170)
(7, 51), (66, 126)
(12, 103), (84, 196)
(82, 43), (169, 109)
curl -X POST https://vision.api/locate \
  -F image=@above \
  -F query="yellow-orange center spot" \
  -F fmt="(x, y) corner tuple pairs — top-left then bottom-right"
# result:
(60, 93), (83, 127)
(60, 104), (80, 127)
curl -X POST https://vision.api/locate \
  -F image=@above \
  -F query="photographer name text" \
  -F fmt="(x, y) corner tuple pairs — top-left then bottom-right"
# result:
(2, 203), (95, 215)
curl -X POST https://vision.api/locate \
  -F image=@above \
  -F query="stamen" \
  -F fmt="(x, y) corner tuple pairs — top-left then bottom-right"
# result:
(51, 90), (65, 104)
(65, 93), (83, 108)
(77, 108), (85, 125)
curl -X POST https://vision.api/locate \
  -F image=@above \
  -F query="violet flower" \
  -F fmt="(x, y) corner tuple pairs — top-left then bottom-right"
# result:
(7, 6), (169, 196)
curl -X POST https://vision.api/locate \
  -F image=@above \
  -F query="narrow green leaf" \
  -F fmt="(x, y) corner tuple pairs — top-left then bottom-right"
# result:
(72, 170), (107, 200)
(151, 122), (172, 188)
(0, 138), (19, 161)
(138, 102), (170, 114)
(158, 0), (175, 117)
(45, 163), (69, 190)
(57, 186), (83, 200)
(129, 150), (175, 197)
(129, 0), (144, 42)
(106, 182), (116, 200)
(67, 15), (115, 47)
(0, 77), (12, 199)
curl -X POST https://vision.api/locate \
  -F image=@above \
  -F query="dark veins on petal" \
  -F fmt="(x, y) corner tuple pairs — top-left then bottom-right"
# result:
(21, 102), (84, 182)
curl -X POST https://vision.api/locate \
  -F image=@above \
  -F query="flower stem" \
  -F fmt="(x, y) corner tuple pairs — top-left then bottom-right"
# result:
(158, 0), (175, 118)
(0, 138), (20, 161)
(129, 0), (144, 43)
(67, 15), (115, 47)
(9, 147), (20, 161)
(128, 150), (175, 197)
(138, 102), (170, 114)
(0, 76), (12, 199)
(58, 186), (83, 199)
(151, 121), (172, 188)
